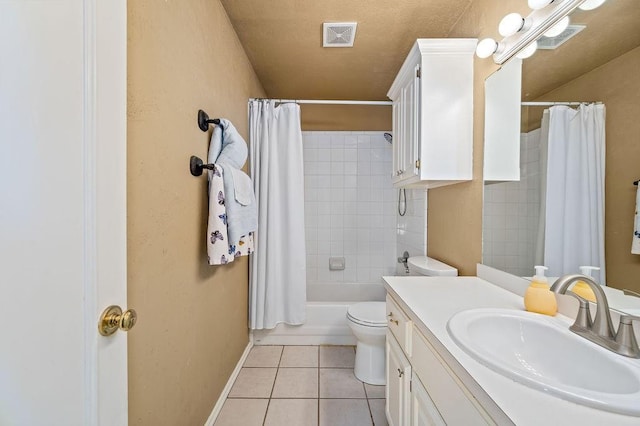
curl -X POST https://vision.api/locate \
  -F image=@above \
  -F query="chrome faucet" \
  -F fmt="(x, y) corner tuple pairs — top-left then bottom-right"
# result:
(551, 274), (640, 358)
(397, 251), (410, 274)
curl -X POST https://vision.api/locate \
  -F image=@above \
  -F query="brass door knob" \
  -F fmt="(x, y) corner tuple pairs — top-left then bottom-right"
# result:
(99, 305), (137, 336)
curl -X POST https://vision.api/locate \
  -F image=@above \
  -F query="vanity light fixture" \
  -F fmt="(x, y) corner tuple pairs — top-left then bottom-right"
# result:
(476, 38), (501, 58)
(578, 0), (607, 10)
(543, 16), (570, 37)
(476, 0), (587, 64)
(516, 40), (538, 59)
(499, 13), (527, 37)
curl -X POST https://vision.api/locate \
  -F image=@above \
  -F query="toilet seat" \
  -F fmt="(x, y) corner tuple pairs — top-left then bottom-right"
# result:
(347, 302), (387, 327)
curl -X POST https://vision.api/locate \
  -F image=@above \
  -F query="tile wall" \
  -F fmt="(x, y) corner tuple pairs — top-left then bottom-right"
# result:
(303, 131), (397, 285)
(483, 131), (541, 277)
(396, 188), (427, 267)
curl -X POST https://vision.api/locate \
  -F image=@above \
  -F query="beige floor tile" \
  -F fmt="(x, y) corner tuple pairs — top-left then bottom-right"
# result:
(214, 399), (268, 426)
(320, 346), (355, 368)
(264, 399), (318, 426)
(320, 368), (366, 398)
(319, 399), (372, 426)
(228, 368), (277, 398)
(272, 367), (318, 398)
(364, 383), (386, 399)
(243, 345), (283, 367)
(368, 399), (388, 426)
(280, 345), (319, 367)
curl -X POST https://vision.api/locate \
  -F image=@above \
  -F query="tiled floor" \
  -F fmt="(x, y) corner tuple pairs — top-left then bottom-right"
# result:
(215, 345), (388, 426)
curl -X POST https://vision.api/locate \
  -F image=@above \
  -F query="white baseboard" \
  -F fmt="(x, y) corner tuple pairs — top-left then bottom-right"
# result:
(204, 340), (254, 426)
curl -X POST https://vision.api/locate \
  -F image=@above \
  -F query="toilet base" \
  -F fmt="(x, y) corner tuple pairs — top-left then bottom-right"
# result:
(354, 341), (386, 385)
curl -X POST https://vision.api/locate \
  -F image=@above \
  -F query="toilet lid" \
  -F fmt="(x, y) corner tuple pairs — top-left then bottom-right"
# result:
(347, 302), (387, 327)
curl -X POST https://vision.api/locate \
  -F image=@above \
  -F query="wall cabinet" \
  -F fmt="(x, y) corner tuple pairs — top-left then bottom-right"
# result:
(387, 39), (476, 189)
(386, 294), (493, 425)
(484, 58), (522, 182)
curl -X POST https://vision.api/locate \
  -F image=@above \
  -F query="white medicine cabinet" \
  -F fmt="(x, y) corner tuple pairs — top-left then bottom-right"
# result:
(387, 39), (476, 189)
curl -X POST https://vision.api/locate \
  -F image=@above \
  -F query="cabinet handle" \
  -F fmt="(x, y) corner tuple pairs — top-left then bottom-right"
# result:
(389, 318), (399, 325)
(398, 368), (404, 378)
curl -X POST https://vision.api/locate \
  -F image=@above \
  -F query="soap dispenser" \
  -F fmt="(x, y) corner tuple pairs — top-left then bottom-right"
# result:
(571, 266), (599, 302)
(524, 265), (557, 316)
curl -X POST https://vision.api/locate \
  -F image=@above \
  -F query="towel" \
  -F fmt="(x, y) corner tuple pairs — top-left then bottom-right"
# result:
(209, 119), (258, 246)
(206, 164), (255, 265)
(633, 184), (640, 255)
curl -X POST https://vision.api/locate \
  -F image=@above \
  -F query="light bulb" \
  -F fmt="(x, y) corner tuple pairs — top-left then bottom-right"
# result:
(528, 0), (554, 10)
(499, 13), (525, 37)
(543, 16), (570, 37)
(516, 40), (538, 59)
(579, 0), (607, 10)
(476, 38), (498, 59)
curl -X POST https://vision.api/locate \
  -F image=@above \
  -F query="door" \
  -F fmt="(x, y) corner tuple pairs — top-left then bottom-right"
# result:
(411, 373), (445, 426)
(0, 1), (128, 425)
(386, 332), (411, 426)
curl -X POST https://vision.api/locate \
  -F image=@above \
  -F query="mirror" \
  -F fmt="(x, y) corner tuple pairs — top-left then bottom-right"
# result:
(482, 0), (640, 294)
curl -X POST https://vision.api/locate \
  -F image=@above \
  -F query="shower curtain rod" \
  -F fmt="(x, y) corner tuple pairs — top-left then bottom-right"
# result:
(249, 98), (393, 106)
(521, 101), (602, 106)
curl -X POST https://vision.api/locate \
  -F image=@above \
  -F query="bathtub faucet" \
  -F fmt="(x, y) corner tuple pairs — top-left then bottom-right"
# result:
(397, 251), (410, 274)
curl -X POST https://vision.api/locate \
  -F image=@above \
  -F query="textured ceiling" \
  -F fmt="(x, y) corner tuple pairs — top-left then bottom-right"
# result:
(220, 0), (472, 100)
(220, 0), (639, 102)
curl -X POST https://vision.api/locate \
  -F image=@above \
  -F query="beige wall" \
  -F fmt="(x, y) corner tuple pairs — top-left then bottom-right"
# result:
(427, 0), (528, 275)
(127, 1), (265, 425)
(300, 104), (392, 131)
(525, 47), (640, 292)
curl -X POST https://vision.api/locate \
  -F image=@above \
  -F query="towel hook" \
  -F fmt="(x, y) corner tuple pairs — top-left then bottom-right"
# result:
(198, 109), (220, 132)
(190, 156), (215, 176)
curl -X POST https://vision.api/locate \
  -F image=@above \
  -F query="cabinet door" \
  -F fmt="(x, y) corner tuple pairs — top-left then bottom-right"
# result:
(400, 74), (416, 179)
(386, 332), (411, 426)
(392, 98), (402, 181)
(411, 373), (445, 426)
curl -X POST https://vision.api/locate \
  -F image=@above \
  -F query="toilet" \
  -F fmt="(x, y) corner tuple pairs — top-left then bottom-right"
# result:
(346, 256), (458, 385)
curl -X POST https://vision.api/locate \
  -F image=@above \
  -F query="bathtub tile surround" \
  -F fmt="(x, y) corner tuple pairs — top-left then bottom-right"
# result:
(216, 345), (387, 426)
(483, 131), (541, 276)
(303, 131), (397, 293)
(396, 188), (428, 267)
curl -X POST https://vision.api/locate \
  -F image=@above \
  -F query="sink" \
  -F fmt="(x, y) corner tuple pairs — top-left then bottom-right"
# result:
(447, 308), (640, 415)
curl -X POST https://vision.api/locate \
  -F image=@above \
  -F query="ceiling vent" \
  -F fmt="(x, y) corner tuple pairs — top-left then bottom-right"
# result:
(538, 24), (586, 50)
(323, 22), (357, 47)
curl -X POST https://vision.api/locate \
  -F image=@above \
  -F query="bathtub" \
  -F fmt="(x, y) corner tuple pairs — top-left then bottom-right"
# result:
(252, 282), (387, 346)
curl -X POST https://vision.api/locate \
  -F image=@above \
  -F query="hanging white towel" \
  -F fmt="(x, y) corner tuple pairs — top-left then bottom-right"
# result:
(209, 119), (258, 246)
(632, 183), (640, 255)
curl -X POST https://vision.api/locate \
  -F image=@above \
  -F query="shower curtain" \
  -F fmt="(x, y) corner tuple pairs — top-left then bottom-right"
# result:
(249, 100), (306, 329)
(534, 110), (550, 266)
(544, 104), (606, 283)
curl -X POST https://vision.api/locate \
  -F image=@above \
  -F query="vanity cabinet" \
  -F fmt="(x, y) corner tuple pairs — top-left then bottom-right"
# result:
(386, 294), (494, 425)
(387, 39), (476, 189)
(386, 332), (411, 426)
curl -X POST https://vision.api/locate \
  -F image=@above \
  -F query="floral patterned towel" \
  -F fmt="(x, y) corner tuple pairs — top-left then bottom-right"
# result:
(207, 165), (254, 265)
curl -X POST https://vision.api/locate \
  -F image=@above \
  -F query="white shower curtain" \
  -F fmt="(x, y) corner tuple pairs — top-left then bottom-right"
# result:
(249, 100), (306, 330)
(534, 110), (550, 266)
(544, 104), (606, 283)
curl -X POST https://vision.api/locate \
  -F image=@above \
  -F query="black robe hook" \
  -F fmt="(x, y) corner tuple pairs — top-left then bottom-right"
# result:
(198, 109), (220, 132)
(190, 156), (216, 176)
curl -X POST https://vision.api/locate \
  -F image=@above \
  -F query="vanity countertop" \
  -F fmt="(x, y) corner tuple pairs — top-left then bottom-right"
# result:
(383, 276), (640, 426)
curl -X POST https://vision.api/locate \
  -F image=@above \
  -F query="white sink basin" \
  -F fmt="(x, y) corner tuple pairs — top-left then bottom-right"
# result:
(447, 308), (640, 415)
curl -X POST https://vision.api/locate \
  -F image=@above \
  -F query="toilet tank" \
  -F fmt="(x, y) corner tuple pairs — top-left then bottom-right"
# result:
(407, 256), (458, 276)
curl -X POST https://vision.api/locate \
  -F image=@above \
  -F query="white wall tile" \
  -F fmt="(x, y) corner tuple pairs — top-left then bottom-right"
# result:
(483, 132), (541, 276)
(304, 131), (395, 285)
